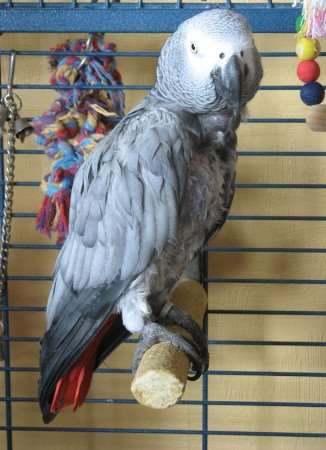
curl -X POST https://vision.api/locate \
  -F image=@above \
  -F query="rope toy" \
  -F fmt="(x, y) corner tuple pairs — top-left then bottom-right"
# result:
(294, 2), (326, 130)
(32, 34), (124, 243)
(301, 0), (326, 38)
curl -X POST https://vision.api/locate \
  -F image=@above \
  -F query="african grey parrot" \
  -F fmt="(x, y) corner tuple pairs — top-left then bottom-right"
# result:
(39, 9), (262, 422)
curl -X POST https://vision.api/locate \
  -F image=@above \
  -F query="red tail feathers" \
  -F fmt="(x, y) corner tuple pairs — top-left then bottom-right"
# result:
(50, 314), (116, 414)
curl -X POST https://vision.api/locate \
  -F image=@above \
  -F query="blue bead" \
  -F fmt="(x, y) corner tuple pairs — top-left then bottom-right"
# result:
(300, 82), (325, 106)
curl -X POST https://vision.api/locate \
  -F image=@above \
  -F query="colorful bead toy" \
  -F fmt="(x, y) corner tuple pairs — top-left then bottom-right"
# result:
(296, 30), (323, 107)
(295, 3), (326, 130)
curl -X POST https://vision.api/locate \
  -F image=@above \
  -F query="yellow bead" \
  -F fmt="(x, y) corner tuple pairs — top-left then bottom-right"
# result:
(296, 37), (321, 60)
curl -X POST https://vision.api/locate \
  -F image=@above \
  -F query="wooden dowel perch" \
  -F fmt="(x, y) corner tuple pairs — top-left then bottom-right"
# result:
(131, 279), (207, 409)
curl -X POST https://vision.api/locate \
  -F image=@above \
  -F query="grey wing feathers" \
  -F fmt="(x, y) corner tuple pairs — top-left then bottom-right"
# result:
(47, 108), (191, 324)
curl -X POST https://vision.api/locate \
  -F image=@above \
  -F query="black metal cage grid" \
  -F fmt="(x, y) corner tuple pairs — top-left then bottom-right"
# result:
(2, 2), (326, 450)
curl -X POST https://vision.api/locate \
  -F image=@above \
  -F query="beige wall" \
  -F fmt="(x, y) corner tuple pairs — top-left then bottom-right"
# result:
(1, 31), (326, 449)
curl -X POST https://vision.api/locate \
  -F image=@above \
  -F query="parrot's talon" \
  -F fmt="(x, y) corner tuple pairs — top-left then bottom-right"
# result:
(132, 322), (207, 379)
(162, 303), (209, 368)
(188, 364), (202, 381)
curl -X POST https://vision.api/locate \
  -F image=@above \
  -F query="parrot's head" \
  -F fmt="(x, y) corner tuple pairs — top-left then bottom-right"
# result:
(155, 9), (263, 119)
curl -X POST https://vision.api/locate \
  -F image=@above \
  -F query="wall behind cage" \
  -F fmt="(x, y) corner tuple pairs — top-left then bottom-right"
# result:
(1, 31), (326, 450)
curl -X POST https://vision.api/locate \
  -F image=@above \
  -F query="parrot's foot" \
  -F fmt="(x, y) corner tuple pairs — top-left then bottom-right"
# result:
(132, 322), (207, 381)
(160, 302), (208, 368)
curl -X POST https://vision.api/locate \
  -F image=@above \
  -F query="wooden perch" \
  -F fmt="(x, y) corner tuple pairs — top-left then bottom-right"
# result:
(131, 279), (207, 409)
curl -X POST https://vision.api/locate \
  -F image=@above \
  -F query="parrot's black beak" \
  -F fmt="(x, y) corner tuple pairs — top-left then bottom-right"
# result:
(212, 55), (243, 127)
(223, 55), (242, 108)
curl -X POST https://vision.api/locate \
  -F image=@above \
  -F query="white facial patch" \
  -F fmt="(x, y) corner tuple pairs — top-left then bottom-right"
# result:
(185, 29), (235, 79)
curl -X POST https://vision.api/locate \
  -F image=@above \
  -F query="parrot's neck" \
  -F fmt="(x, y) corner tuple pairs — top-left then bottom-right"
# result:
(146, 88), (239, 154)
(149, 86), (186, 111)
(197, 111), (238, 160)
(149, 86), (240, 132)
(146, 88), (200, 126)
(198, 110), (239, 134)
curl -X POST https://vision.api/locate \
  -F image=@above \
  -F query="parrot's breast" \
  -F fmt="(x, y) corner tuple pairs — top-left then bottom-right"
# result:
(180, 141), (237, 248)
(151, 134), (237, 300)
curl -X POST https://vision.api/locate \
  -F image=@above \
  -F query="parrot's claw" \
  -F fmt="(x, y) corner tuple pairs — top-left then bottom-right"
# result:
(132, 322), (208, 381)
(160, 303), (208, 366)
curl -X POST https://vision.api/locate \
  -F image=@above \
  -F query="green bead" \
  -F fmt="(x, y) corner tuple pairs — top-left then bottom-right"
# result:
(296, 14), (305, 33)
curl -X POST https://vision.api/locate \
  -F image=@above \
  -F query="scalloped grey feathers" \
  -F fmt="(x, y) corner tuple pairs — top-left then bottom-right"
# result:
(46, 105), (195, 326)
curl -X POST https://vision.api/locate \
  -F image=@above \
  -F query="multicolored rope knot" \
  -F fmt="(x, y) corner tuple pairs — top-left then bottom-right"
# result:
(300, 0), (326, 39)
(33, 34), (124, 243)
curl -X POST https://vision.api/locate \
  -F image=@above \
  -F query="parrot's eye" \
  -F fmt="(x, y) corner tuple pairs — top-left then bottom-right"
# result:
(190, 42), (198, 54)
(219, 52), (225, 59)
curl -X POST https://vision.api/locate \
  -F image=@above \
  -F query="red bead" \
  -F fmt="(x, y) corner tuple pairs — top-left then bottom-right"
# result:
(297, 60), (320, 83)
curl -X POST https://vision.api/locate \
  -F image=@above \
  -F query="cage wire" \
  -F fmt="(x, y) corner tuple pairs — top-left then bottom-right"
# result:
(1, 2), (326, 450)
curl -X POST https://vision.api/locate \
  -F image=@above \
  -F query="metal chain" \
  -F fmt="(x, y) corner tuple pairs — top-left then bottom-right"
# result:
(0, 95), (17, 359)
